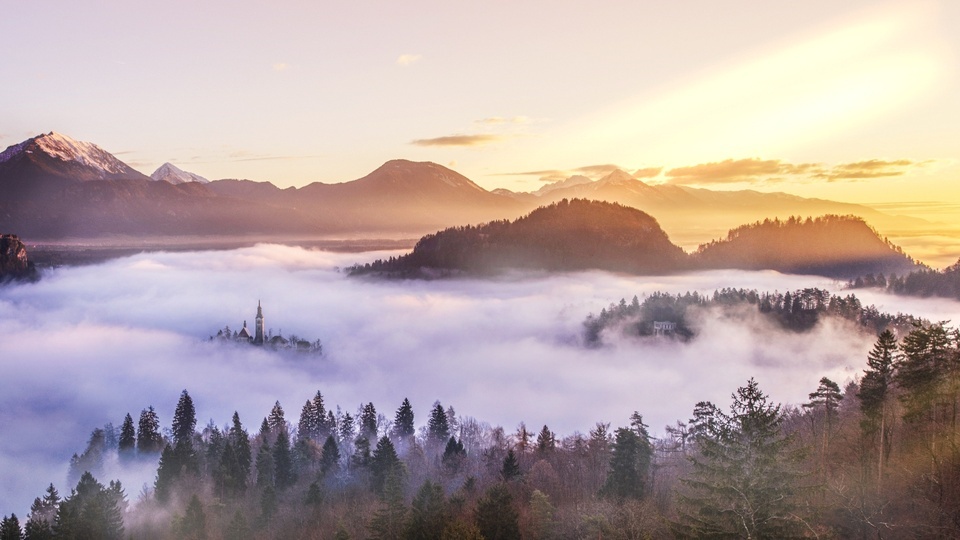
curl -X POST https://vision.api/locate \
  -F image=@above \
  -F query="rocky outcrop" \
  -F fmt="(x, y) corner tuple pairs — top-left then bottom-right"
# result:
(0, 234), (38, 282)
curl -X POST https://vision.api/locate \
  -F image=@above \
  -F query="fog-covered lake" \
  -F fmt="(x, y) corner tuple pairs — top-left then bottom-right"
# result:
(3, 244), (960, 516)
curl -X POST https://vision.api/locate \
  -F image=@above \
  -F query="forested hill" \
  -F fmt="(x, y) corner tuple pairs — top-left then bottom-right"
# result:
(349, 199), (688, 277)
(692, 215), (920, 278)
(849, 257), (960, 300)
(350, 205), (920, 279)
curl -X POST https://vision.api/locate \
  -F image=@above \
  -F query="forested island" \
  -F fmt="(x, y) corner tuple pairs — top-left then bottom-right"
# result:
(583, 287), (919, 346)
(348, 200), (918, 280)
(350, 199), (687, 278)
(850, 258), (960, 300)
(3, 320), (960, 538)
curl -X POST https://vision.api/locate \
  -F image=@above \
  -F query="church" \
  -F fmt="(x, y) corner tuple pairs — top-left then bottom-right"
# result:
(232, 300), (267, 344)
(214, 301), (323, 354)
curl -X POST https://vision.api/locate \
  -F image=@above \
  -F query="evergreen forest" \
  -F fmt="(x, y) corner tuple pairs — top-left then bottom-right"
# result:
(850, 258), (960, 301)
(582, 287), (919, 346)
(3, 321), (960, 539)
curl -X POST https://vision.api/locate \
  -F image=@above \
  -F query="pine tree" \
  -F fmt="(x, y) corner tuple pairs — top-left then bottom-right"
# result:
(298, 399), (317, 442)
(858, 329), (898, 492)
(368, 470), (407, 540)
(255, 441), (275, 488)
(805, 377), (843, 428)
(259, 418), (270, 441)
(360, 402), (379, 440)
(23, 515), (51, 540)
(428, 402), (450, 445)
(326, 410), (338, 439)
(136, 406), (162, 455)
(154, 445), (178, 504)
(267, 401), (286, 433)
(804, 376), (843, 482)
(259, 486), (277, 526)
(172, 390), (197, 447)
(370, 436), (403, 494)
(300, 480), (320, 507)
(223, 511), (252, 540)
(53, 472), (125, 540)
(501, 449), (520, 481)
(0, 514), (21, 540)
(312, 391), (329, 439)
(896, 322), (957, 423)
(528, 490), (556, 540)
(514, 422), (532, 455)
(173, 494), (207, 540)
(673, 378), (807, 539)
(535, 425), (556, 454)
(118, 413), (135, 459)
(475, 484), (520, 540)
(215, 441), (245, 498)
(321, 435), (341, 476)
(24, 483), (59, 540)
(352, 436), (371, 470)
(442, 437), (466, 474)
(339, 413), (355, 447)
(273, 429), (295, 490)
(228, 412), (252, 483)
(406, 480), (448, 540)
(600, 424), (653, 501)
(392, 398), (415, 441)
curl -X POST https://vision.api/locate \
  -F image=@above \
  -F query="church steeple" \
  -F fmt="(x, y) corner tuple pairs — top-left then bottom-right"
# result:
(254, 300), (265, 345)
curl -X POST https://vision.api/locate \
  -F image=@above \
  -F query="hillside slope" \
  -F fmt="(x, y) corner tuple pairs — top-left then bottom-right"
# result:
(350, 199), (688, 277)
(693, 215), (920, 278)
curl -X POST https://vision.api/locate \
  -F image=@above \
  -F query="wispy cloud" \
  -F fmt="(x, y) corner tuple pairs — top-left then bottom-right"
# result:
(815, 159), (918, 181)
(396, 54), (422, 67)
(476, 116), (531, 125)
(665, 157), (926, 185)
(410, 134), (502, 147)
(574, 164), (624, 176)
(230, 155), (321, 162)
(124, 160), (153, 169)
(495, 163), (645, 183)
(490, 169), (568, 182)
(173, 152), (320, 165)
(665, 158), (819, 184)
(633, 167), (663, 178)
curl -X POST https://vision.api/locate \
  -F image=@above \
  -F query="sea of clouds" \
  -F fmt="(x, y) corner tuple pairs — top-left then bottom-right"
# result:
(2, 244), (960, 516)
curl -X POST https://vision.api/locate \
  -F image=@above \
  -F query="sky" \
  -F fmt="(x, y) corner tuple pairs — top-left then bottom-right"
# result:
(2, 0), (959, 212)
(4, 245), (960, 516)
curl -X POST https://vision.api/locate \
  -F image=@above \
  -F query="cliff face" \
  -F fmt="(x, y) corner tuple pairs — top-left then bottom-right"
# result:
(0, 234), (38, 282)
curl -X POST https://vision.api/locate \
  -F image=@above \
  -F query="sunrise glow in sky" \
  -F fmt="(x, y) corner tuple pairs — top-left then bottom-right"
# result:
(2, 0), (958, 212)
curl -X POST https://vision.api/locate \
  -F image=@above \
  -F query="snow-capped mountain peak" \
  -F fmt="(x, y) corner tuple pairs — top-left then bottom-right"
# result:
(0, 132), (139, 180)
(34, 132), (132, 174)
(150, 162), (210, 185)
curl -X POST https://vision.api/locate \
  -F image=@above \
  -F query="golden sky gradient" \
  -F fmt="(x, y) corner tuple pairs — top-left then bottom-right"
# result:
(2, 1), (958, 223)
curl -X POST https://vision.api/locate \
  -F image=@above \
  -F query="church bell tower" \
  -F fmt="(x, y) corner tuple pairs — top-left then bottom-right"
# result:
(254, 300), (265, 345)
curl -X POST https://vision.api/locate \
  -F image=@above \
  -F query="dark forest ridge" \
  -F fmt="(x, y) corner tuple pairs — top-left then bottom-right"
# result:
(349, 200), (920, 279)
(0, 132), (924, 244)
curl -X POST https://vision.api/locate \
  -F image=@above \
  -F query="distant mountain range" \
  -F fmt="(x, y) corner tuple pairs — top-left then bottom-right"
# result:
(495, 169), (917, 236)
(349, 199), (920, 279)
(0, 132), (921, 241)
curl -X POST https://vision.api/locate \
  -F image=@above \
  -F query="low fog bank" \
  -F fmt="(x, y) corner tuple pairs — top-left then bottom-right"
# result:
(1, 244), (956, 515)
